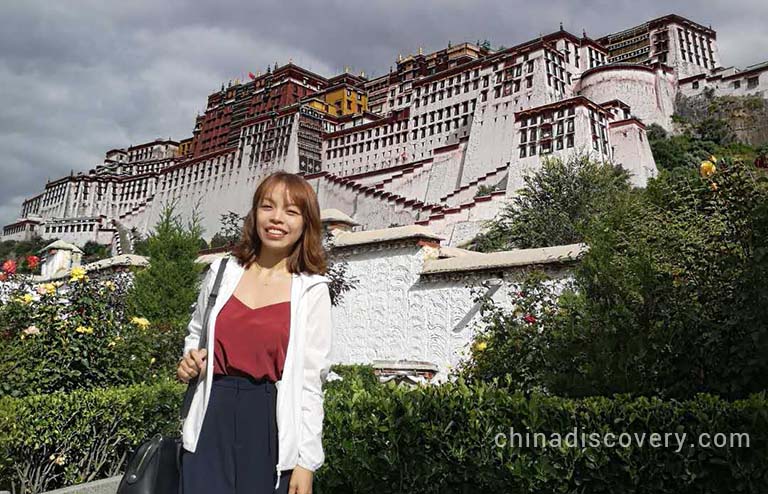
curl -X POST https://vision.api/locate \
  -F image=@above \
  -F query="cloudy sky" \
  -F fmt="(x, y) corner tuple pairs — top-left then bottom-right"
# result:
(1, 0), (766, 229)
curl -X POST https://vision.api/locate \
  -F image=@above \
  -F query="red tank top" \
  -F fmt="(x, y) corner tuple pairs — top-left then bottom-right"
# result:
(212, 294), (291, 382)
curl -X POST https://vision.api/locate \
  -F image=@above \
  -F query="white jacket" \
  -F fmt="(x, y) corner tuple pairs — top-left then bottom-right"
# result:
(181, 256), (333, 490)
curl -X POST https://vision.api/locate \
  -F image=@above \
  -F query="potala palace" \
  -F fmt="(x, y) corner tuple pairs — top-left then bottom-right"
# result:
(4, 14), (767, 249)
(4, 13), (768, 382)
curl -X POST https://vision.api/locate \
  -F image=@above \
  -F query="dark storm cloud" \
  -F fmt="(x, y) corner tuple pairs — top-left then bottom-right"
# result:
(1, 0), (766, 228)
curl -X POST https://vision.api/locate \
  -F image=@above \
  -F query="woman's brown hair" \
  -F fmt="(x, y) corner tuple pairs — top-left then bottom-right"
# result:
(232, 171), (328, 275)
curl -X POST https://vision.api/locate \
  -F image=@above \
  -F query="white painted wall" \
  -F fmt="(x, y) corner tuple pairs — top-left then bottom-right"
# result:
(577, 66), (677, 129)
(330, 242), (574, 382)
(609, 121), (658, 186)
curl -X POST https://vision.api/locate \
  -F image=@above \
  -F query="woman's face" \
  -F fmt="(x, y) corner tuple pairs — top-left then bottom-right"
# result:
(256, 183), (304, 254)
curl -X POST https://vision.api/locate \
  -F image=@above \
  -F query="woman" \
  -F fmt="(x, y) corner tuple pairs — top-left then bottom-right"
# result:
(176, 171), (333, 494)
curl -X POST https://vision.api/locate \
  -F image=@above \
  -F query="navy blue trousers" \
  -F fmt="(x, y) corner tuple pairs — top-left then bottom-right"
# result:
(181, 375), (293, 494)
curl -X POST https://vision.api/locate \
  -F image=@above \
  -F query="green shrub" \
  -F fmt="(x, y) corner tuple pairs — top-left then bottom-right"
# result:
(563, 158), (768, 399)
(319, 378), (768, 493)
(125, 200), (205, 328)
(0, 379), (183, 494)
(462, 159), (768, 400)
(456, 271), (562, 393)
(471, 154), (631, 252)
(646, 122), (759, 172)
(0, 272), (171, 397)
(4, 372), (765, 494)
(81, 241), (111, 264)
(329, 363), (379, 389)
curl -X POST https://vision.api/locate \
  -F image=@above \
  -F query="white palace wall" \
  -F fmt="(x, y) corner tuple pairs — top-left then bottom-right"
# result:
(609, 120), (658, 186)
(577, 65), (677, 129)
(329, 239), (576, 381)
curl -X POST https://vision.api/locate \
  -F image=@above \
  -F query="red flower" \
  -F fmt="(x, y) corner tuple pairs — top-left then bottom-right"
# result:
(2, 259), (17, 275)
(524, 314), (537, 324)
(0, 272), (7, 282)
(26, 255), (40, 269)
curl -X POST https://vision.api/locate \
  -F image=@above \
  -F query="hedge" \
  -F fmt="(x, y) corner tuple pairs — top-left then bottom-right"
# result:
(1, 368), (766, 494)
(0, 379), (181, 494)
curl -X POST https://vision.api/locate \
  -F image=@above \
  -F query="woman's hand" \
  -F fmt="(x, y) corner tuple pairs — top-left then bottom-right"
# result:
(176, 349), (207, 383)
(288, 465), (313, 494)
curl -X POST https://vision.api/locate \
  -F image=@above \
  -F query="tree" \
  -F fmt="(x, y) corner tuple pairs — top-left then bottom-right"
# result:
(470, 154), (631, 252)
(474, 184), (496, 198)
(125, 200), (206, 327)
(557, 159), (768, 399)
(322, 229), (358, 307)
(209, 211), (245, 249)
(694, 117), (735, 145)
(81, 240), (110, 264)
(131, 227), (149, 256)
(646, 123), (718, 171)
(461, 158), (768, 400)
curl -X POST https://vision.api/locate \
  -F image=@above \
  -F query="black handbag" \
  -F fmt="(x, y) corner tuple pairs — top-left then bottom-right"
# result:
(117, 257), (229, 494)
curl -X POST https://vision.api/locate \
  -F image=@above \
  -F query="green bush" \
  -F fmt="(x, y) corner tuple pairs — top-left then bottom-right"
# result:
(0, 272), (171, 398)
(561, 159), (768, 399)
(329, 363), (379, 388)
(471, 154), (631, 252)
(0, 236), (52, 275)
(3, 372), (765, 494)
(0, 379), (183, 494)
(461, 159), (768, 400)
(126, 200), (205, 328)
(81, 241), (111, 264)
(319, 378), (768, 494)
(646, 122), (759, 172)
(456, 271), (565, 393)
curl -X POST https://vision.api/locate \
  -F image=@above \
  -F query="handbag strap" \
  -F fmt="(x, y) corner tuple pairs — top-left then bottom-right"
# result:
(197, 256), (229, 352)
(180, 256), (229, 420)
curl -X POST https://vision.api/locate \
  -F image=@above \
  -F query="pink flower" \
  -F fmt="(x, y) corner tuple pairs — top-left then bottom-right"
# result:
(524, 314), (537, 324)
(0, 272), (7, 282)
(2, 259), (17, 275)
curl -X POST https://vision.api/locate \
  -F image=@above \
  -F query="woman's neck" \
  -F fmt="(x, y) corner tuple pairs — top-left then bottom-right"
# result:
(253, 248), (291, 275)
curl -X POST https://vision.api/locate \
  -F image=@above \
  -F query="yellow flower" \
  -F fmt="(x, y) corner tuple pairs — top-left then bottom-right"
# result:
(700, 160), (716, 178)
(70, 266), (87, 282)
(37, 283), (56, 295)
(104, 281), (116, 292)
(75, 325), (94, 335)
(49, 453), (66, 465)
(131, 317), (150, 329)
(474, 341), (488, 352)
(20, 294), (34, 305)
